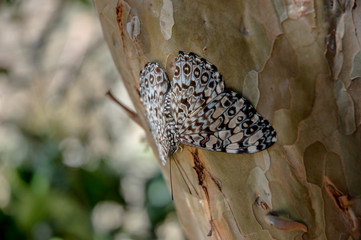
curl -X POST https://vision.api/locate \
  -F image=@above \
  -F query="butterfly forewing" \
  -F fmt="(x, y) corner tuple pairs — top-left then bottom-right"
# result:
(170, 51), (224, 128)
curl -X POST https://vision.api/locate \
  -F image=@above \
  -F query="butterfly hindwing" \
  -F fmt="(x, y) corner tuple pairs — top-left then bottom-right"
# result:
(178, 90), (277, 153)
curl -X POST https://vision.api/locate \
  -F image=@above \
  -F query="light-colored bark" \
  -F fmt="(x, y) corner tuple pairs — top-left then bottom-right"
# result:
(94, 0), (361, 239)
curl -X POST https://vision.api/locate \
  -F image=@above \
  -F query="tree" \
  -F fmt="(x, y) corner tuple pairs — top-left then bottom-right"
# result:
(94, 0), (361, 239)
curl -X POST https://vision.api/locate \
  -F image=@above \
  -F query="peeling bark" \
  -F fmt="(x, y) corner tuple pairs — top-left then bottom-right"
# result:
(95, 0), (361, 239)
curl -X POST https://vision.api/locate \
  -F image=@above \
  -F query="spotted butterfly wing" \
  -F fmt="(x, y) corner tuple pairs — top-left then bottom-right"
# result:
(171, 52), (277, 154)
(178, 91), (276, 153)
(139, 62), (171, 165)
(170, 52), (224, 128)
(139, 52), (277, 166)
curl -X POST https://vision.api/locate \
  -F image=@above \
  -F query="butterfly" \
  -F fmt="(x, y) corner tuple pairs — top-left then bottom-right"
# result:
(139, 51), (277, 166)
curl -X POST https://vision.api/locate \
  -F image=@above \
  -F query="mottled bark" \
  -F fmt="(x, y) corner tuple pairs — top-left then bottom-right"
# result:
(94, 0), (361, 239)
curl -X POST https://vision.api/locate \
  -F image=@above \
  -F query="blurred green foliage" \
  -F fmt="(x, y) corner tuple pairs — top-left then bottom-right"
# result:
(0, 128), (175, 240)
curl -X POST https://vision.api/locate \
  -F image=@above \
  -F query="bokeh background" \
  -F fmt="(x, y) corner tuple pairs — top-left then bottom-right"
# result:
(0, 0), (184, 239)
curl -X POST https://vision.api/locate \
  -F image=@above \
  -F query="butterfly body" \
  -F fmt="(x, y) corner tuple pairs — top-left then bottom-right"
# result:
(139, 51), (277, 165)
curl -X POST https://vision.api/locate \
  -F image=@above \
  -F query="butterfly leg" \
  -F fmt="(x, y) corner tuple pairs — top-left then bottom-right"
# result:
(178, 144), (183, 152)
(172, 155), (200, 197)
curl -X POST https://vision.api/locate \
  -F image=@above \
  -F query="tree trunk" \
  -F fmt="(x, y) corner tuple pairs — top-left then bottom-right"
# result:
(94, 0), (361, 239)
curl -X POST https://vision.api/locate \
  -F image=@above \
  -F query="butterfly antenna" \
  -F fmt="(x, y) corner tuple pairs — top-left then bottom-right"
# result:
(170, 155), (174, 200)
(106, 90), (142, 127)
(172, 155), (192, 195)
